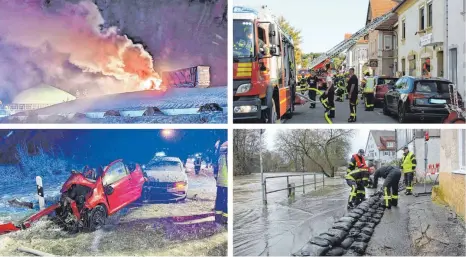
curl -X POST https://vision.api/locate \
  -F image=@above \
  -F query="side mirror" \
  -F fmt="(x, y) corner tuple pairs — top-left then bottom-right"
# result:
(269, 24), (280, 46)
(104, 185), (114, 195)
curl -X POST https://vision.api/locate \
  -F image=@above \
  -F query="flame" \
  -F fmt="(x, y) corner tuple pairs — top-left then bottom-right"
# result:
(141, 77), (163, 91)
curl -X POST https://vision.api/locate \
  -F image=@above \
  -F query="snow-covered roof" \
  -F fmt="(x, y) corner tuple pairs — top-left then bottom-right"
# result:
(13, 85), (76, 105)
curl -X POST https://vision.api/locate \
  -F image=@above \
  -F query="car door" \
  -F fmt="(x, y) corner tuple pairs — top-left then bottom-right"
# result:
(386, 78), (398, 109)
(390, 78), (405, 110)
(126, 164), (145, 204)
(102, 160), (132, 214)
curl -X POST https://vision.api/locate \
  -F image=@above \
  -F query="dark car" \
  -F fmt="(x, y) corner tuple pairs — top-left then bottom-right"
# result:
(374, 76), (398, 106)
(383, 76), (464, 123)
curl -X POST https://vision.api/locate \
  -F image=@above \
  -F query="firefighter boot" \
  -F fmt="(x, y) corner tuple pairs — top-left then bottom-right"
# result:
(391, 195), (398, 207)
(329, 108), (335, 118)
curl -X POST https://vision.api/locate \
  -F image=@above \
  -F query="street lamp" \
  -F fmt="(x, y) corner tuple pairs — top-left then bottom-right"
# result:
(161, 129), (175, 139)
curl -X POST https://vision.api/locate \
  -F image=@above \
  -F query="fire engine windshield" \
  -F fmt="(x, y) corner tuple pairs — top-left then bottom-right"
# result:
(233, 20), (255, 59)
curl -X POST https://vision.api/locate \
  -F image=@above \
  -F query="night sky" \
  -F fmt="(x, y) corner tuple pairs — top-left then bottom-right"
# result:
(0, 129), (227, 166)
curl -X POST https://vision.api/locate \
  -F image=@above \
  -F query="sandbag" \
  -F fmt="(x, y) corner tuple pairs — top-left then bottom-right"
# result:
(365, 222), (376, 229)
(373, 213), (383, 219)
(346, 212), (360, 219)
(357, 205), (369, 211)
(359, 216), (369, 222)
(376, 210), (385, 215)
(362, 213), (372, 218)
(370, 218), (380, 224)
(348, 228), (360, 237)
(354, 233), (371, 243)
(319, 233), (340, 246)
(351, 208), (364, 215)
(353, 221), (365, 229)
(332, 222), (352, 231)
(343, 249), (361, 256)
(325, 229), (348, 240)
(339, 216), (356, 224)
(340, 237), (355, 249)
(310, 236), (332, 247)
(326, 247), (345, 256)
(361, 227), (374, 236)
(349, 241), (368, 254)
(299, 243), (330, 256)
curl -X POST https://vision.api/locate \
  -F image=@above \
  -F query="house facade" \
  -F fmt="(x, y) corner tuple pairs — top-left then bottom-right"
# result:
(345, 33), (369, 79)
(445, 0), (466, 99)
(365, 130), (396, 168)
(434, 129), (465, 217)
(395, 0), (445, 78)
(366, 0), (401, 76)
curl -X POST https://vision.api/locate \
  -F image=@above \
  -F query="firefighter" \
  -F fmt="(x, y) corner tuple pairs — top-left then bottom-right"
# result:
(335, 74), (347, 102)
(400, 146), (416, 195)
(372, 165), (402, 209)
(233, 26), (254, 57)
(320, 63), (335, 119)
(346, 149), (368, 206)
(307, 70), (319, 108)
(347, 68), (359, 122)
(362, 76), (375, 111)
(215, 141), (228, 225)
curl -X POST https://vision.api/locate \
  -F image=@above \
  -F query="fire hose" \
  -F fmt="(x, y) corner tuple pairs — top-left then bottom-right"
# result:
(295, 87), (333, 124)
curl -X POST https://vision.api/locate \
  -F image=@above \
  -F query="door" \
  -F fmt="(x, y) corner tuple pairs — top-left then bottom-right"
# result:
(393, 78), (408, 108)
(102, 161), (132, 213)
(126, 164), (145, 203)
(387, 78), (402, 109)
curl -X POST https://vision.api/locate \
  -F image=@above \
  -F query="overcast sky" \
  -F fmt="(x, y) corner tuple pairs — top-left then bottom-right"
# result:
(265, 129), (393, 158)
(233, 0), (369, 52)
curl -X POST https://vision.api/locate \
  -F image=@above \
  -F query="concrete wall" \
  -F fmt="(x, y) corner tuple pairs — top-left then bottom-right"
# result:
(92, 0), (227, 86)
(446, 0), (466, 98)
(413, 137), (441, 181)
(435, 129), (465, 217)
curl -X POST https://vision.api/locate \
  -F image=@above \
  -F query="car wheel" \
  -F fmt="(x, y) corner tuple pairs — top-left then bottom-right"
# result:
(87, 205), (107, 231)
(383, 100), (390, 115)
(397, 103), (407, 123)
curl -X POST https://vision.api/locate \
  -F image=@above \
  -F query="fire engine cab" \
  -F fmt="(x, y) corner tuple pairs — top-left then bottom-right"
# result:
(232, 6), (297, 123)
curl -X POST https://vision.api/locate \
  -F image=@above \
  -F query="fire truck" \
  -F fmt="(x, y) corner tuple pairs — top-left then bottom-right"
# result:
(232, 6), (297, 123)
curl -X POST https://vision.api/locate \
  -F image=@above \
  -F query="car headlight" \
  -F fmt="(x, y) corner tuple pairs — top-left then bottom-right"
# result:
(236, 83), (252, 94)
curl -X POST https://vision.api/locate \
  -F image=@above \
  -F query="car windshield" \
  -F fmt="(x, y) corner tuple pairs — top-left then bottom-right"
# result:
(233, 20), (254, 58)
(378, 78), (398, 85)
(415, 81), (451, 93)
(146, 160), (181, 172)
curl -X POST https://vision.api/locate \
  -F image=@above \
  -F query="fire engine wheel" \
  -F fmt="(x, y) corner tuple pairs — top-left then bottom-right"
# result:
(262, 99), (278, 123)
(87, 205), (107, 232)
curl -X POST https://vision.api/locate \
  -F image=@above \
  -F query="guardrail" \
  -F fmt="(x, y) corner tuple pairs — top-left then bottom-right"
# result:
(263, 173), (325, 204)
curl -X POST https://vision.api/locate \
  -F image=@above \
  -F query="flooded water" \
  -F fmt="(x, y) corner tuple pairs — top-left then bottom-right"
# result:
(234, 172), (347, 256)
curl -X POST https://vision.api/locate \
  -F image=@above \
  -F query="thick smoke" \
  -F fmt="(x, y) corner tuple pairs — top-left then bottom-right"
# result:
(0, 0), (160, 102)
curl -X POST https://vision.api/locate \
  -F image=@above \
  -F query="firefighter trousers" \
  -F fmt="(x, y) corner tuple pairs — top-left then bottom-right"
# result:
(383, 170), (401, 208)
(346, 179), (365, 206)
(320, 88), (335, 118)
(404, 172), (414, 193)
(308, 87), (317, 108)
(215, 186), (228, 224)
(349, 95), (358, 121)
(364, 93), (375, 110)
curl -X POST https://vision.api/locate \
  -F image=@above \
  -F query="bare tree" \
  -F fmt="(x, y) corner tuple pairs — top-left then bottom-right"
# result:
(276, 129), (354, 177)
(233, 129), (263, 175)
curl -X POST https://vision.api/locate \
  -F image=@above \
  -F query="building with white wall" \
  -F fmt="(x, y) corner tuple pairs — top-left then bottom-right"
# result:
(395, 0), (445, 78)
(345, 34), (369, 79)
(396, 129), (441, 181)
(445, 0), (466, 99)
(365, 130), (396, 168)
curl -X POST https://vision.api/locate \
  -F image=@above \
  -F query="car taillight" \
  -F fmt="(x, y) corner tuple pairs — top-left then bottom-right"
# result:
(408, 93), (425, 104)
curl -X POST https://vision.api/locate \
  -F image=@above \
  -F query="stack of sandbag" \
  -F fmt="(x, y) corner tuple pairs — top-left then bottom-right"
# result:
(293, 195), (385, 256)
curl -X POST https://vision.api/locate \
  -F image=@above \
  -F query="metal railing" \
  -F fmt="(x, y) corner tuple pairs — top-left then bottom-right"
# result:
(263, 173), (325, 204)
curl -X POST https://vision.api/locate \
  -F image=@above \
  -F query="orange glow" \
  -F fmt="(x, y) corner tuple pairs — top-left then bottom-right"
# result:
(141, 77), (163, 91)
(161, 129), (175, 139)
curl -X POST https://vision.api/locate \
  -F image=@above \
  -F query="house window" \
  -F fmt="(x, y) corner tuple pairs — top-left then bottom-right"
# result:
(427, 2), (433, 27)
(384, 35), (393, 50)
(419, 7), (425, 30)
(401, 58), (406, 75)
(402, 20), (406, 39)
(450, 48), (458, 84)
(409, 55), (417, 76)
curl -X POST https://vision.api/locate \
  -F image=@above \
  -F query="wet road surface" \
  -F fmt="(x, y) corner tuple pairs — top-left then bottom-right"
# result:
(233, 173), (346, 256)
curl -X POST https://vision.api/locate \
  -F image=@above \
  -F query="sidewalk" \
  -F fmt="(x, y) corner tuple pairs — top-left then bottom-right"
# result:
(366, 184), (465, 256)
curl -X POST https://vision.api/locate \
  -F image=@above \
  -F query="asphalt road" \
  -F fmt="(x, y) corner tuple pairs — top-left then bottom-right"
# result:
(284, 95), (439, 124)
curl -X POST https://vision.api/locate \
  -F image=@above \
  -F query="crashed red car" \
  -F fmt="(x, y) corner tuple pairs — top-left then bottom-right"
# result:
(374, 76), (398, 106)
(0, 159), (146, 234)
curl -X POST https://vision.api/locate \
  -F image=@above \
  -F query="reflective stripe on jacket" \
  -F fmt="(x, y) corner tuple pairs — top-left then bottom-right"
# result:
(217, 153), (228, 187)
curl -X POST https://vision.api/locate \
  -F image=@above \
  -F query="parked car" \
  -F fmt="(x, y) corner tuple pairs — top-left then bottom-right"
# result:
(374, 76), (398, 106)
(142, 156), (188, 202)
(383, 76), (464, 123)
